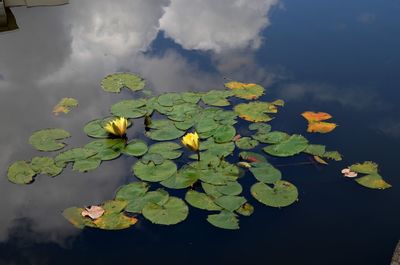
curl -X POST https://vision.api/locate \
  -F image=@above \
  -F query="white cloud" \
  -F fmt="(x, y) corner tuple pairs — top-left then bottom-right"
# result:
(159, 0), (279, 52)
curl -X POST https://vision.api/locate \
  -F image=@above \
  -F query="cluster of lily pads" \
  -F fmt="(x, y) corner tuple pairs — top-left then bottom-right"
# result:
(7, 73), (392, 230)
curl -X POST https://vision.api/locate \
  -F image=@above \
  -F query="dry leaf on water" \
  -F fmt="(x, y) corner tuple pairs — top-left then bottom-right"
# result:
(81, 206), (105, 219)
(302, 111), (337, 134)
(341, 168), (358, 178)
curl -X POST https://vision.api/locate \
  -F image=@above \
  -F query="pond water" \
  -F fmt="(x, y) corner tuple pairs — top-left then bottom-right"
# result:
(0, 0), (400, 264)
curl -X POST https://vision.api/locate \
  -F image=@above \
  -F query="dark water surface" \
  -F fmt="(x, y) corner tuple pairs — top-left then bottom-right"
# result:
(0, 1), (399, 264)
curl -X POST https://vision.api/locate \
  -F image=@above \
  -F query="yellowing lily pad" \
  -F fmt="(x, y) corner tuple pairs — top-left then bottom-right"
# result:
(251, 181), (298, 208)
(29, 129), (70, 152)
(355, 173), (392, 190)
(350, 161), (378, 174)
(224, 81), (264, 100)
(234, 101), (283, 122)
(101, 73), (145, 93)
(236, 203), (254, 216)
(142, 197), (189, 225)
(53, 97), (78, 115)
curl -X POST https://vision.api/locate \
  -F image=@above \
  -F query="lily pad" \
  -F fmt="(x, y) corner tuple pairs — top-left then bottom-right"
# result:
(160, 164), (201, 189)
(235, 137), (259, 150)
(125, 189), (170, 214)
(110, 99), (147, 118)
(85, 139), (125, 161)
(62, 207), (93, 229)
(185, 190), (222, 211)
(115, 182), (150, 201)
(322, 151), (342, 161)
(93, 213), (138, 230)
(202, 90), (232, 106)
(29, 129), (70, 152)
(251, 181), (298, 208)
(31, 157), (63, 177)
(350, 161), (378, 174)
(214, 195), (247, 212)
(249, 163), (282, 184)
(53, 97), (78, 115)
(72, 158), (101, 172)
(145, 119), (186, 141)
(354, 173), (392, 190)
(303, 144), (326, 156)
(236, 203), (254, 216)
(213, 125), (236, 143)
(148, 142), (182, 160)
(263, 134), (308, 157)
(225, 81), (264, 100)
(7, 161), (36, 184)
(142, 197), (189, 225)
(55, 148), (97, 167)
(201, 182), (223, 199)
(253, 131), (290, 144)
(234, 101), (282, 122)
(249, 123), (271, 133)
(142, 153), (165, 165)
(133, 160), (177, 182)
(123, 139), (148, 157)
(207, 211), (239, 230)
(158, 93), (182, 107)
(101, 73), (145, 93)
(216, 182), (243, 196)
(181, 92), (202, 104)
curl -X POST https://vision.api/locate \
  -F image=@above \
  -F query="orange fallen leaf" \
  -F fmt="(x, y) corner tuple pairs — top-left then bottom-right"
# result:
(302, 111), (332, 122)
(314, 156), (328, 165)
(81, 206), (105, 220)
(307, 122), (337, 133)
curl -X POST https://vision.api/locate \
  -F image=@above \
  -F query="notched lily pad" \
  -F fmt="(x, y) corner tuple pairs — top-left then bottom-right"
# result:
(214, 195), (247, 212)
(185, 190), (222, 211)
(225, 81), (264, 100)
(133, 160), (177, 182)
(31, 157), (63, 177)
(123, 139), (148, 157)
(207, 211), (239, 230)
(53, 97), (78, 115)
(251, 181), (298, 208)
(142, 197), (189, 225)
(234, 101), (283, 122)
(148, 142), (182, 160)
(7, 161), (36, 184)
(249, 163), (282, 184)
(235, 137), (259, 150)
(29, 129), (70, 152)
(101, 73), (145, 93)
(263, 134), (308, 157)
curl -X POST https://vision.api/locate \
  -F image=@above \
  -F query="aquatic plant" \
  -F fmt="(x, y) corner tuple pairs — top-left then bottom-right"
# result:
(6, 72), (392, 230)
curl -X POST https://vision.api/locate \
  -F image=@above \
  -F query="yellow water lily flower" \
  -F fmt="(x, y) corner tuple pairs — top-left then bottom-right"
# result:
(182, 132), (200, 152)
(104, 117), (128, 137)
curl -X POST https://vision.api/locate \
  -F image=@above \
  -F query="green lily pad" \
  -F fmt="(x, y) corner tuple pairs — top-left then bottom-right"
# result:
(62, 207), (93, 229)
(202, 90), (232, 106)
(303, 144), (326, 156)
(29, 129), (70, 152)
(236, 203), (254, 216)
(235, 137), (259, 150)
(263, 134), (308, 157)
(102, 200), (128, 213)
(224, 81), (264, 100)
(197, 160), (240, 185)
(321, 151), (342, 161)
(142, 197), (189, 225)
(354, 173), (392, 190)
(213, 125), (236, 143)
(55, 148), (97, 167)
(185, 190), (222, 211)
(123, 139), (148, 157)
(84, 139), (125, 161)
(350, 161), (378, 174)
(133, 160), (177, 182)
(214, 195), (247, 212)
(148, 142), (182, 160)
(207, 211), (239, 230)
(7, 161), (36, 184)
(181, 92), (202, 103)
(115, 182), (150, 201)
(158, 93), (182, 107)
(216, 182), (243, 196)
(145, 119), (186, 141)
(125, 189), (170, 213)
(253, 131), (290, 144)
(249, 123), (271, 133)
(110, 99), (147, 118)
(31, 157), (63, 177)
(101, 73), (145, 93)
(249, 163), (282, 184)
(160, 164), (201, 189)
(72, 158), (101, 172)
(142, 153), (165, 165)
(195, 117), (220, 134)
(214, 110), (238, 126)
(234, 101), (281, 122)
(201, 182), (223, 199)
(251, 181), (298, 208)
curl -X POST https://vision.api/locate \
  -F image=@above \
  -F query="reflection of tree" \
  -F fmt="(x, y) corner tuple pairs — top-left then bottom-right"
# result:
(0, 0), (68, 33)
